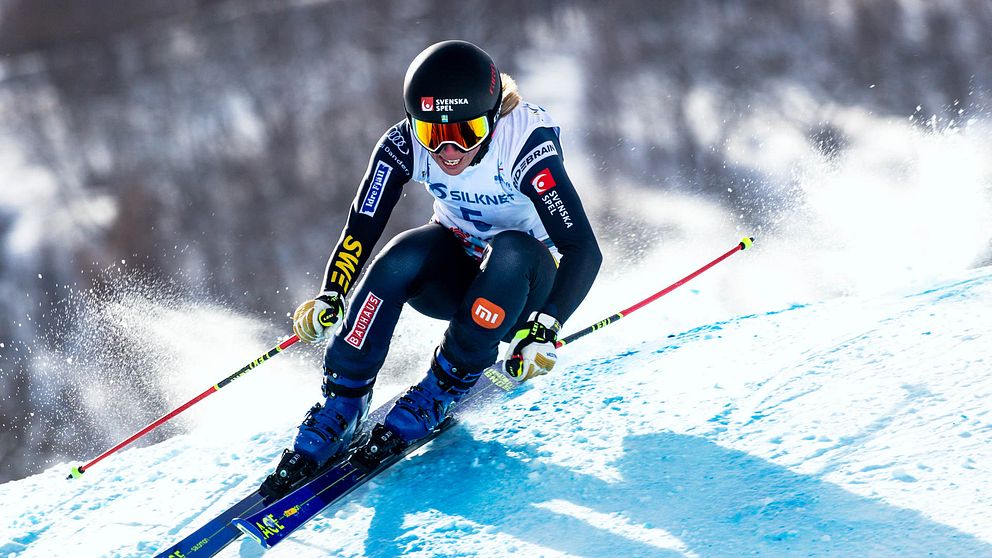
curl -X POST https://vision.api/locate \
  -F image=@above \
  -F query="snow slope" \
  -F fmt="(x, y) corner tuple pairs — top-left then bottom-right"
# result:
(2, 266), (992, 557)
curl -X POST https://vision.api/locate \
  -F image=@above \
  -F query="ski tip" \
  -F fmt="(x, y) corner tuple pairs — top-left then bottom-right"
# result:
(67, 465), (85, 480)
(739, 236), (755, 250)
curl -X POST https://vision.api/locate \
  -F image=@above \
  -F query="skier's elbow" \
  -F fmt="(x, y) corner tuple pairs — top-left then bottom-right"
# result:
(592, 240), (603, 268)
(586, 237), (603, 278)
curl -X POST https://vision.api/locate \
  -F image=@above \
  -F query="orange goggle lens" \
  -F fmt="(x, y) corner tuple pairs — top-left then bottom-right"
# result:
(411, 115), (490, 153)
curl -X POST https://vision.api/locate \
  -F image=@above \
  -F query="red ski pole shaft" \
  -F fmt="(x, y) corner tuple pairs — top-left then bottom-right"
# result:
(556, 237), (754, 348)
(67, 334), (302, 479)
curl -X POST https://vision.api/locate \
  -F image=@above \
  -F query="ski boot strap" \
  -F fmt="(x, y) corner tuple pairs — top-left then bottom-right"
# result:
(432, 350), (482, 395)
(322, 369), (376, 398)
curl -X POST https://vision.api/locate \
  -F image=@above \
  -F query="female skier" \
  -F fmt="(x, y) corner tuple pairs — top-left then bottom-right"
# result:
(262, 40), (602, 496)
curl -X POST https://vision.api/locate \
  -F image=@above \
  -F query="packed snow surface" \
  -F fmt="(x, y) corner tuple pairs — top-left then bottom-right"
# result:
(2, 266), (991, 557)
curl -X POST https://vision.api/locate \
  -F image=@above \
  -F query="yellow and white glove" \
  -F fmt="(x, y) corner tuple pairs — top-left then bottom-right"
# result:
(504, 312), (561, 381)
(293, 291), (346, 343)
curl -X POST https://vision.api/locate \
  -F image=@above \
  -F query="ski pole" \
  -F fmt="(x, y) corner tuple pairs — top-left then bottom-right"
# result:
(556, 237), (754, 348)
(67, 334), (302, 479)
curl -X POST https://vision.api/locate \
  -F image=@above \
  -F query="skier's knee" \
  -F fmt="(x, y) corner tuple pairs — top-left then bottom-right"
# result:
(367, 245), (421, 293)
(487, 230), (542, 261)
(485, 231), (555, 278)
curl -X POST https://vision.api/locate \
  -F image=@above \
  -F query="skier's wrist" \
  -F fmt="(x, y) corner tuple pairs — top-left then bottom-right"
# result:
(316, 290), (344, 306)
(528, 311), (561, 336)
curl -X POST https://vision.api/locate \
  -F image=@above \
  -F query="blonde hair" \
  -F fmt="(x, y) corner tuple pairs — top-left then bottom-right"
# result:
(500, 72), (521, 117)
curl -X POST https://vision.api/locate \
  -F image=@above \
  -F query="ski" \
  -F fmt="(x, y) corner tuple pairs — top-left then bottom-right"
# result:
(153, 489), (267, 558)
(153, 366), (517, 556)
(152, 387), (407, 557)
(232, 366), (519, 549)
(232, 420), (451, 548)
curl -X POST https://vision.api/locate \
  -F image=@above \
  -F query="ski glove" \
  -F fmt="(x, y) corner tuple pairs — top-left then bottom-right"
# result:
(293, 291), (346, 344)
(504, 312), (561, 381)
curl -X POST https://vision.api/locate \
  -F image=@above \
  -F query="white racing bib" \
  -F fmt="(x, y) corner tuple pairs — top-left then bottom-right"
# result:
(411, 102), (561, 260)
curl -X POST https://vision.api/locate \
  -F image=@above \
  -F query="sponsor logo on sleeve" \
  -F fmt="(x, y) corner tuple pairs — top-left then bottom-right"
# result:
(381, 144), (410, 174)
(471, 297), (505, 329)
(511, 141), (558, 188)
(386, 128), (409, 155)
(541, 189), (574, 229)
(329, 235), (363, 293)
(360, 161), (392, 216)
(344, 292), (383, 349)
(531, 168), (557, 195)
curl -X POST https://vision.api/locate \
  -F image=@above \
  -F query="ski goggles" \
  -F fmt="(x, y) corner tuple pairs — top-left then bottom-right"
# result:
(410, 115), (491, 153)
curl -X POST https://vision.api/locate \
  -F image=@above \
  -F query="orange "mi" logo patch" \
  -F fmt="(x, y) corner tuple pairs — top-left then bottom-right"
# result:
(471, 297), (505, 329)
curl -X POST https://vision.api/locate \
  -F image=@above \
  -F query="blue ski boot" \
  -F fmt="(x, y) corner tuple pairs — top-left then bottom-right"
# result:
(384, 350), (481, 444)
(260, 372), (372, 499)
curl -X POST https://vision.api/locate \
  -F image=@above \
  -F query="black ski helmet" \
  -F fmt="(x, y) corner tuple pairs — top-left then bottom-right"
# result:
(403, 40), (502, 129)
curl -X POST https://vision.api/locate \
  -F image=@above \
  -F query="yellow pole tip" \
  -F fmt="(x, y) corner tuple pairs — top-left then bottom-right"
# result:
(740, 237), (754, 250)
(68, 465), (84, 479)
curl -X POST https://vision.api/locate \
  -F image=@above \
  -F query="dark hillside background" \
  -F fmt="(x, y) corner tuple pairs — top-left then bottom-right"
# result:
(1, 0), (989, 482)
